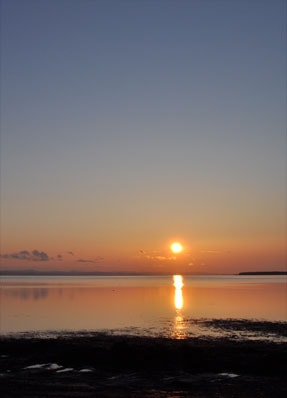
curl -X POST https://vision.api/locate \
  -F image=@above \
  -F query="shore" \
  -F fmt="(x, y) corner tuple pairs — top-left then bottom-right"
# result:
(1, 323), (287, 398)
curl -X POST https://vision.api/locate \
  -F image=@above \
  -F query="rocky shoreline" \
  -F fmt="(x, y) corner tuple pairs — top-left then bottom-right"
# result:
(1, 321), (287, 397)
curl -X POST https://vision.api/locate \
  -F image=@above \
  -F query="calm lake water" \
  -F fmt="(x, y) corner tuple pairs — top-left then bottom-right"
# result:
(1, 275), (286, 339)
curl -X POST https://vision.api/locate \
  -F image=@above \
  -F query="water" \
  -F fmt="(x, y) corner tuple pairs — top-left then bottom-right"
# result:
(1, 275), (286, 340)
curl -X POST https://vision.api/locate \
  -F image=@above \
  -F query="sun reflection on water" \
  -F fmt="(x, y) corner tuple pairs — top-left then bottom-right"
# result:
(172, 275), (187, 339)
(173, 275), (184, 310)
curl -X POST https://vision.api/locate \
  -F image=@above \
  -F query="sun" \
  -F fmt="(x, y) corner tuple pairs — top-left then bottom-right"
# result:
(170, 242), (183, 254)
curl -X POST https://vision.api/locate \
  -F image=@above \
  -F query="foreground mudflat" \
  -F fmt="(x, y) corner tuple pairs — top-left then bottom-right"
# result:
(1, 325), (287, 397)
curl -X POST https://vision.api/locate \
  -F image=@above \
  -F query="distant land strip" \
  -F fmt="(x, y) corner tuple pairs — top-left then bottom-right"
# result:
(0, 270), (286, 276)
(238, 271), (287, 275)
(0, 270), (153, 276)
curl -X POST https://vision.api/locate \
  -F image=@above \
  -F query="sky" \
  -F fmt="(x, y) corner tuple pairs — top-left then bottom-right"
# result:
(0, 0), (286, 274)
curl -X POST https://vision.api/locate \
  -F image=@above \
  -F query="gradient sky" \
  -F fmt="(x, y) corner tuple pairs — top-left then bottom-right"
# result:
(1, 0), (286, 274)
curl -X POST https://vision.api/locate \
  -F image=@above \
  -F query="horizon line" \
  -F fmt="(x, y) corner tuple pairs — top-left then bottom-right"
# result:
(0, 270), (286, 276)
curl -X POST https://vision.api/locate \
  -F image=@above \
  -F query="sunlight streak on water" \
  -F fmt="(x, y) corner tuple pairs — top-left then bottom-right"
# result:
(172, 275), (188, 338)
(173, 275), (184, 310)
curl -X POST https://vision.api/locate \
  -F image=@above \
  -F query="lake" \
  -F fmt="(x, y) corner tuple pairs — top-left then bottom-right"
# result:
(1, 275), (286, 339)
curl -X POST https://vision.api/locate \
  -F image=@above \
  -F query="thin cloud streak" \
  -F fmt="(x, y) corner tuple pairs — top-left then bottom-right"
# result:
(1, 250), (50, 262)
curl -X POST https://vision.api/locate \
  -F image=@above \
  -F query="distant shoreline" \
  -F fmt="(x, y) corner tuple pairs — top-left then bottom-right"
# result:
(0, 270), (286, 276)
(238, 271), (287, 275)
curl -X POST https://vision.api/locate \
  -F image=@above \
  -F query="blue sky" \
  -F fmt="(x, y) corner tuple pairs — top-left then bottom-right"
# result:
(1, 0), (286, 273)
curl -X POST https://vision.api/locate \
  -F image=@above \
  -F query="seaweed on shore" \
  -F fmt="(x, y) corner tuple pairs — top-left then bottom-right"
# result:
(1, 326), (287, 398)
(196, 319), (287, 337)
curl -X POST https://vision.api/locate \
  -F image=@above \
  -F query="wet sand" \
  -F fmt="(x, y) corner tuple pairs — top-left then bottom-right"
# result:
(1, 320), (287, 397)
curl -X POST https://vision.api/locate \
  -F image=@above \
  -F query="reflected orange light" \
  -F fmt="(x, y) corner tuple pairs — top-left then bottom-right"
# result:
(172, 275), (186, 339)
(173, 275), (184, 310)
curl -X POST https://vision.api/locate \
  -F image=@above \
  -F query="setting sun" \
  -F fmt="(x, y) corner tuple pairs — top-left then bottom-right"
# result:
(170, 242), (183, 254)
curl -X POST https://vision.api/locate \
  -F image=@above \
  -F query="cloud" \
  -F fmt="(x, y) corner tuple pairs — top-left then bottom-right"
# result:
(0, 250), (50, 262)
(1, 250), (104, 265)
(76, 256), (104, 263)
(139, 250), (176, 262)
(1, 250), (30, 260)
(94, 256), (104, 262)
(31, 250), (49, 261)
(147, 255), (176, 261)
(200, 249), (221, 254)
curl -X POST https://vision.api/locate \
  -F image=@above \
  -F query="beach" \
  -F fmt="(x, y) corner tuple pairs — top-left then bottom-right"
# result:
(1, 320), (287, 397)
